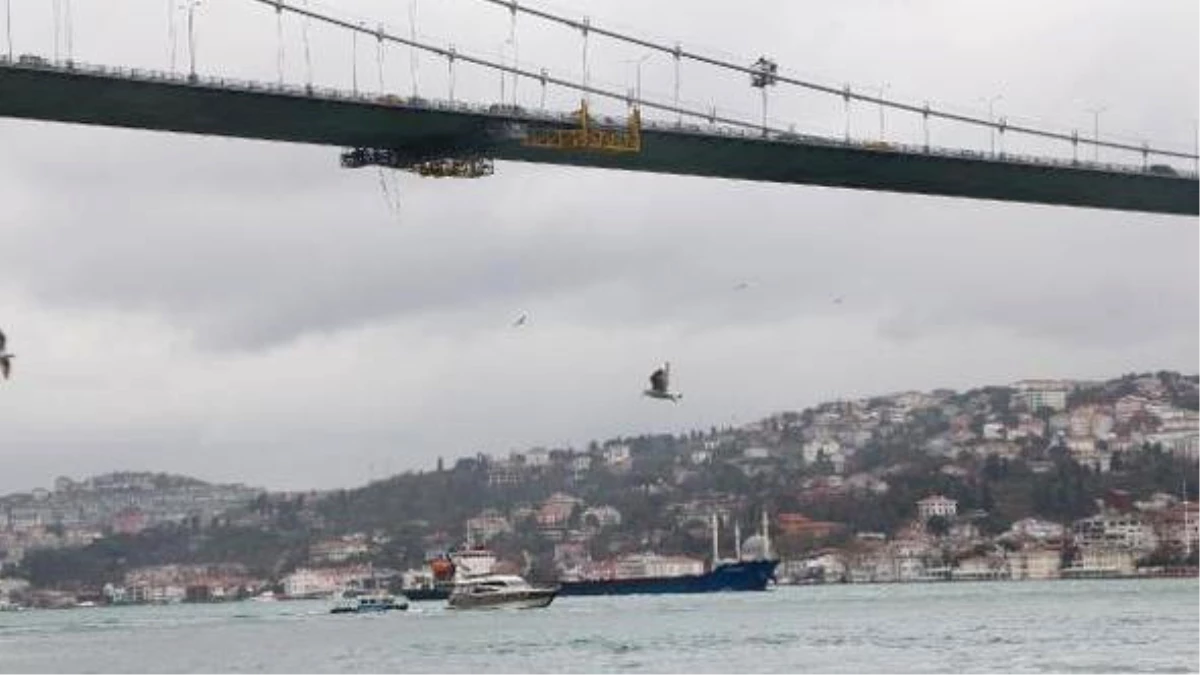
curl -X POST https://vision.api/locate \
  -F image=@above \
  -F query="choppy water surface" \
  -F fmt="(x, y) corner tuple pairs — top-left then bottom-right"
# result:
(0, 579), (1196, 673)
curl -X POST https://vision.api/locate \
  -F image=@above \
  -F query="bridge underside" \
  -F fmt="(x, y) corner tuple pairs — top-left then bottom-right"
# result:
(0, 63), (1196, 216)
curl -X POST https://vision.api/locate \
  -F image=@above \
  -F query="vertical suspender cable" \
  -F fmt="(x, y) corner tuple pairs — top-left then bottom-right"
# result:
(5, 0), (11, 62)
(168, 0), (178, 73)
(408, 0), (419, 97)
(539, 67), (547, 110)
(52, 0), (61, 60)
(376, 24), (385, 92)
(580, 16), (589, 105)
(842, 84), (851, 141)
(922, 102), (930, 151)
(64, 0), (72, 62)
(350, 23), (358, 93)
(186, 0), (197, 79)
(761, 85), (767, 137)
(509, 2), (518, 106)
(673, 42), (681, 126)
(275, 3), (284, 84)
(302, 0), (312, 88)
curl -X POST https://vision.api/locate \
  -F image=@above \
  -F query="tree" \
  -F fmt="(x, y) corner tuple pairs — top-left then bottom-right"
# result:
(926, 515), (950, 538)
(980, 481), (996, 513)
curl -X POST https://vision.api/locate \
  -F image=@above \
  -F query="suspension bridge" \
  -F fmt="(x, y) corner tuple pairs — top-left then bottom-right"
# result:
(0, 0), (1196, 216)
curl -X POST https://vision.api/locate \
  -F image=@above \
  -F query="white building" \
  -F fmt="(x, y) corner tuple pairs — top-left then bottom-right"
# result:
(916, 495), (958, 521)
(283, 568), (341, 598)
(525, 449), (551, 468)
(1013, 380), (1068, 411)
(310, 537), (371, 564)
(603, 444), (632, 468)
(1114, 395), (1150, 423)
(487, 461), (524, 487)
(845, 473), (890, 495)
(1010, 548), (1061, 580)
(1073, 513), (1158, 553)
(1066, 548), (1136, 577)
(466, 510), (512, 543)
(1006, 518), (1066, 542)
(742, 447), (770, 460)
(893, 391), (937, 410)
(802, 438), (841, 464)
(982, 422), (1006, 440)
(952, 555), (1010, 581)
(582, 506), (622, 529)
(1146, 431), (1199, 460)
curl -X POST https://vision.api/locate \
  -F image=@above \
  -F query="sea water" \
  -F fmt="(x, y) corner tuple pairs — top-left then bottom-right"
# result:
(0, 579), (1195, 673)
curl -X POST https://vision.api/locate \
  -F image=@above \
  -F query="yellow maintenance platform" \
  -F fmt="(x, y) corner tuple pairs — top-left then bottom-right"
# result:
(522, 100), (641, 153)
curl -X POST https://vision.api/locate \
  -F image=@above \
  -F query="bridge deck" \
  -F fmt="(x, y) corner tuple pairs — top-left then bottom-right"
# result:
(0, 59), (1195, 216)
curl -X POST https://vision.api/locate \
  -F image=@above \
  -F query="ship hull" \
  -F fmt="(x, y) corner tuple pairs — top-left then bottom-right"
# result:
(557, 559), (779, 597)
(447, 588), (558, 610)
(404, 587), (451, 602)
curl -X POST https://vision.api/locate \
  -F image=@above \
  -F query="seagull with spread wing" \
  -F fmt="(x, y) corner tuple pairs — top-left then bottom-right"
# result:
(0, 329), (13, 381)
(643, 362), (681, 402)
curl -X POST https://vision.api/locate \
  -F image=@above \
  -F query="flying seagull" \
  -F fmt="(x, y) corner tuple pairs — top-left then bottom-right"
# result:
(513, 313), (528, 327)
(0, 329), (12, 380)
(643, 362), (681, 402)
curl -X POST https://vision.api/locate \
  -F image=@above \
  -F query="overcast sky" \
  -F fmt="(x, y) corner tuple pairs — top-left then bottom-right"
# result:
(0, 0), (1196, 494)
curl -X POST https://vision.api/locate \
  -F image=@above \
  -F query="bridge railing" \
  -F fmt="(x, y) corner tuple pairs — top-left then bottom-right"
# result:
(644, 117), (1197, 180)
(2, 54), (1195, 181)
(0, 52), (575, 123)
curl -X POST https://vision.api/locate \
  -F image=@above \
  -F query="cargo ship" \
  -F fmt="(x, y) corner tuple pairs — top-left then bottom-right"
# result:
(556, 557), (777, 596)
(401, 512), (778, 599)
(556, 512), (778, 597)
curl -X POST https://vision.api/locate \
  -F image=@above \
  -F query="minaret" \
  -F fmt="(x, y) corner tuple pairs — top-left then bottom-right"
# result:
(1183, 480), (1193, 558)
(761, 509), (772, 560)
(711, 512), (720, 567)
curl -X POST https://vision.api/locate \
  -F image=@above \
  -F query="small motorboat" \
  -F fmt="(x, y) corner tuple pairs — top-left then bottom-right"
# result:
(330, 590), (409, 614)
(447, 575), (558, 610)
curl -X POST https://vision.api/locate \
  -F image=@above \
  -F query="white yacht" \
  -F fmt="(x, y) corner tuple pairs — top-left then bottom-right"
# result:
(447, 575), (558, 610)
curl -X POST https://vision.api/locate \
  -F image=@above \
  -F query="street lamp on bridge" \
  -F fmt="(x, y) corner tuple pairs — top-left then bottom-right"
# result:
(180, 0), (201, 82)
(981, 94), (1002, 156)
(877, 83), (890, 142)
(621, 53), (653, 104)
(5, 0), (12, 62)
(351, 22), (364, 94)
(1086, 105), (1107, 163)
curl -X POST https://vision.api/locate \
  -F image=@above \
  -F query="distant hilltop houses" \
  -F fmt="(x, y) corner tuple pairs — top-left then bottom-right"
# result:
(0, 472), (262, 568)
(782, 488), (1197, 585)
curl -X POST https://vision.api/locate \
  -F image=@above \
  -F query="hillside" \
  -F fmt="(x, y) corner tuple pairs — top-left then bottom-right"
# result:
(8, 371), (1197, 589)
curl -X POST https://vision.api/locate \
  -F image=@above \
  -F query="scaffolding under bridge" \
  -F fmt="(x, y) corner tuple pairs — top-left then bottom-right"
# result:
(340, 148), (496, 178)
